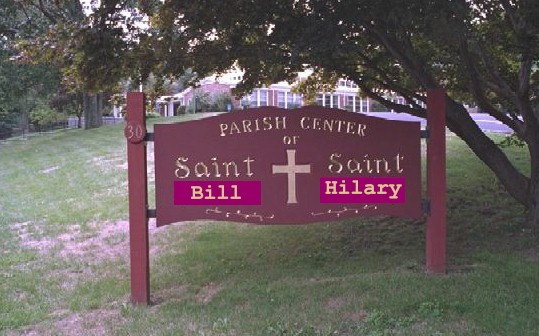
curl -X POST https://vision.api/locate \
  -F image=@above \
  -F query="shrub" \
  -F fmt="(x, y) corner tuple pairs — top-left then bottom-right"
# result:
(0, 121), (13, 140)
(146, 111), (161, 118)
(175, 105), (186, 115)
(29, 105), (67, 128)
(210, 92), (233, 112)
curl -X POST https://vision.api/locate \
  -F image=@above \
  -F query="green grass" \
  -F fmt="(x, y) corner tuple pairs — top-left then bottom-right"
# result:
(1, 119), (538, 335)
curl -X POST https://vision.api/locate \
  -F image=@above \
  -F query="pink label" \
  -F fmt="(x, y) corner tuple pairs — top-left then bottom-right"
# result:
(320, 177), (405, 203)
(174, 181), (262, 205)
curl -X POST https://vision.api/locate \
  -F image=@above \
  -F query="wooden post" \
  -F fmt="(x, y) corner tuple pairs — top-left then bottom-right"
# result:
(125, 92), (150, 304)
(426, 89), (447, 274)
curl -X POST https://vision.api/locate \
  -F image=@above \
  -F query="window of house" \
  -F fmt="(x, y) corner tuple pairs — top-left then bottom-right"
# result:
(361, 98), (369, 112)
(286, 93), (295, 108)
(294, 95), (303, 107)
(324, 94), (331, 107)
(346, 95), (355, 111)
(259, 89), (268, 106)
(277, 91), (286, 108)
(316, 94), (324, 106)
(250, 91), (258, 106)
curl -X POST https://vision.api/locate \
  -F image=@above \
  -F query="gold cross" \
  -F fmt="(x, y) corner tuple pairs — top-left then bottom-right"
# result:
(272, 149), (311, 204)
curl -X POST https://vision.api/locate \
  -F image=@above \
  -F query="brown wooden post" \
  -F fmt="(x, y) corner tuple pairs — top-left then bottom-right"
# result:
(426, 89), (447, 274)
(125, 92), (150, 304)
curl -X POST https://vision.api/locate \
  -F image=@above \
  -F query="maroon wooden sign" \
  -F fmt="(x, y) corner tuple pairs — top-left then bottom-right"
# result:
(125, 90), (447, 305)
(154, 106), (422, 226)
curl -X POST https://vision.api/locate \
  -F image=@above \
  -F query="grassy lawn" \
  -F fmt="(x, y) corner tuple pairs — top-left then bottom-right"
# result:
(1, 116), (538, 335)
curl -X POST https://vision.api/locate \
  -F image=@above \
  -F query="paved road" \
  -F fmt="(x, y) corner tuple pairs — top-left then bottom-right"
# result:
(362, 112), (513, 134)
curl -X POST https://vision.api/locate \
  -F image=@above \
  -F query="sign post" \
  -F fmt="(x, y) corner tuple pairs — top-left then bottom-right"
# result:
(125, 92), (150, 304)
(426, 89), (447, 274)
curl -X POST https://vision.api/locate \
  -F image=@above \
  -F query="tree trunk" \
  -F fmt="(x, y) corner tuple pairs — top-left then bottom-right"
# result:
(444, 98), (536, 224)
(82, 92), (103, 129)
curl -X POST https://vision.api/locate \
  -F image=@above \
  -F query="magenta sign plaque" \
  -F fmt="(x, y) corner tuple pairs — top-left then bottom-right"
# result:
(154, 106), (421, 226)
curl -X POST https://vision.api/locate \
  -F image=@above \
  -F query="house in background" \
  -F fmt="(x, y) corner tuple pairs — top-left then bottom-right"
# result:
(157, 69), (377, 116)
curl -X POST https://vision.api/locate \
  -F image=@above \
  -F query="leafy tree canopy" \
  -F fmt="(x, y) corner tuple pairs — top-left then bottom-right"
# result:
(12, 0), (539, 226)
(144, 0), (539, 225)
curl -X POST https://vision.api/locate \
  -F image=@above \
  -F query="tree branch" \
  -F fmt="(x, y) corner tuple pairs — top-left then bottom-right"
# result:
(474, 40), (519, 101)
(364, 24), (437, 89)
(35, 0), (58, 24)
(459, 39), (524, 134)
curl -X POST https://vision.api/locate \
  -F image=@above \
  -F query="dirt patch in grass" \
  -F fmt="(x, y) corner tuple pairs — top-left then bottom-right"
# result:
(324, 297), (346, 310)
(346, 310), (368, 323)
(58, 221), (131, 262)
(153, 285), (189, 305)
(195, 282), (223, 304)
(9, 219), (169, 263)
(523, 248), (539, 263)
(6, 308), (121, 336)
(10, 221), (57, 253)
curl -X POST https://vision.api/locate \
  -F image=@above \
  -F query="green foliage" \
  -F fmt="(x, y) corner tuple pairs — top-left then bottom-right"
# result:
(142, 0), (539, 224)
(187, 90), (234, 113)
(145, 111), (161, 118)
(497, 134), (527, 149)
(29, 104), (67, 127)
(0, 121), (14, 140)
(370, 101), (389, 112)
(175, 105), (186, 115)
(187, 90), (211, 113)
(210, 92), (234, 112)
(0, 0), (69, 133)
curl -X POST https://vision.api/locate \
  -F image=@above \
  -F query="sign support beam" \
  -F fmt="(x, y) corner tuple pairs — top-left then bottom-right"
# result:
(125, 92), (150, 304)
(426, 89), (447, 274)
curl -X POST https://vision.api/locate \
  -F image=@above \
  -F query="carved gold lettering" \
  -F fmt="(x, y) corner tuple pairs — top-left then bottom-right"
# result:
(175, 156), (256, 179)
(357, 124), (366, 136)
(195, 162), (210, 177)
(253, 118), (261, 131)
(262, 117), (273, 130)
(328, 153), (343, 173)
(175, 157), (190, 178)
(383, 158), (391, 174)
(223, 161), (240, 177)
(336, 120), (346, 132)
(229, 122), (241, 135)
(364, 154), (373, 173)
(219, 124), (228, 137)
(395, 154), (404, 173)
(327, 153), (405, 174)
(313, 117), (322, 130)
(275, 116), (287, 130)
(211, 157), (221, 178)
(346, 158), (362, 174)
(242, 119), (252, 133)
(300, 116), (310, 129)
(323, 119), (334, 132)
(243, 157), (254, 177)
(346, 121), (356, 134)
(219, 117), (287, 136)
